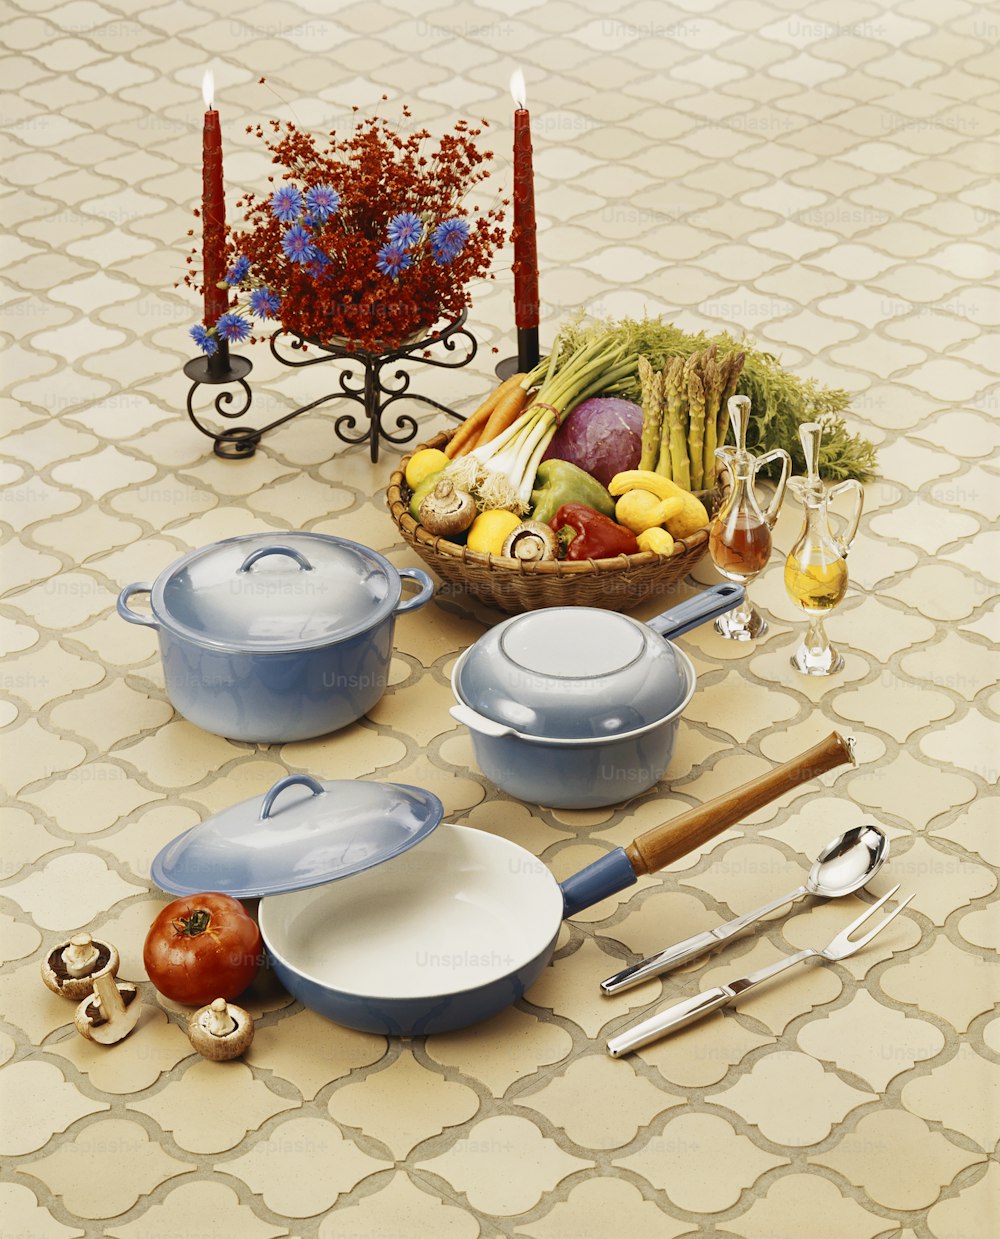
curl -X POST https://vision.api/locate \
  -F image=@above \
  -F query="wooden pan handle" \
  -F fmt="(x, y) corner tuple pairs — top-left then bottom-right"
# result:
(625, 731), (855, 876)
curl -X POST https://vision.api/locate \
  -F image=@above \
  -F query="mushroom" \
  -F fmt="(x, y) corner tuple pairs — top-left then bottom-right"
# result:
(418, 479), (476, 538)
(42, 933), (120, 1001)
(502, 521), (559, 563)
(188, 998), (255, 1061)
(74, 973), (141, 1045)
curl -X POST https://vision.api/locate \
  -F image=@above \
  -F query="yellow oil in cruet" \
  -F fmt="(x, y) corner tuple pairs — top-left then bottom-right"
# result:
(784, 422), (864, 675)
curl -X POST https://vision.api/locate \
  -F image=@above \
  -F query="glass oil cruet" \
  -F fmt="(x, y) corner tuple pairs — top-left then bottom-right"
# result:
(708, 394), (791, 640)
(783, 421), (864, 675)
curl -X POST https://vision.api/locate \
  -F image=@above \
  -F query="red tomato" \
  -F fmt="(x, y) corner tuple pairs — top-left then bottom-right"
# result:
(143, 892), (262, 1005)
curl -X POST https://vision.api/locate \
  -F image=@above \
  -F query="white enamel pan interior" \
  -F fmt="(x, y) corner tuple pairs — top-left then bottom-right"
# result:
(260, 824), (561, 1001)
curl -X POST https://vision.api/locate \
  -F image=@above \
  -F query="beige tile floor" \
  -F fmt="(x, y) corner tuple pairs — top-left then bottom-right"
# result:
(2, 1), (998, 1236)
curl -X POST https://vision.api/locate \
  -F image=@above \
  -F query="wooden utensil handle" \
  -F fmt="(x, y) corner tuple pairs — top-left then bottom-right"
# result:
(625, 731), (854, 876)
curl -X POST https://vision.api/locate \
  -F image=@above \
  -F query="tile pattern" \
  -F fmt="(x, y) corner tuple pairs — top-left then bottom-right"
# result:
(1, 0), (997, 1236)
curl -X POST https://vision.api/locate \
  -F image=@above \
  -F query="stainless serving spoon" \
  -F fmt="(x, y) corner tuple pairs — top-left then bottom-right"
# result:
(600, 824), (889, 995)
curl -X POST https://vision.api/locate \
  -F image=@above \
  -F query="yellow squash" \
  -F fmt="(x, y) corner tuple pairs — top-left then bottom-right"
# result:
(609, 469), (709, 539)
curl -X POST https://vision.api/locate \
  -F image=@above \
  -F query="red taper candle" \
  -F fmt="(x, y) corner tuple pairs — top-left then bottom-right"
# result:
(510, 69), (539, 334)
(201, 69), (229, 327)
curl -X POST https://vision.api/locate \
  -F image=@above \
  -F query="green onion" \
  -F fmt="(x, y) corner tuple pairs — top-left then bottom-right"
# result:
(469, 335), (639, 507)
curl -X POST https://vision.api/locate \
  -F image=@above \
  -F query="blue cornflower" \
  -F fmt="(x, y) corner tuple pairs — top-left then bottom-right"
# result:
(190, 323), (218, 355)
(306, 249), (331, 279)
(282, 223), (316, 265)
(431, 217), (470, 264)
(215, 312), (252, 343)
(305, 184), (340, 223)
(270, 184), (304, 223)
(224, 255), (250, 286)
(375, 242), (413, 279)
(387, 211), (423, 250)
(249, 287), (280, 319)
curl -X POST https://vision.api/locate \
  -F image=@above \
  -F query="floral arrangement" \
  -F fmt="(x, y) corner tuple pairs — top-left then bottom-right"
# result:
(188, 105), (506, 354)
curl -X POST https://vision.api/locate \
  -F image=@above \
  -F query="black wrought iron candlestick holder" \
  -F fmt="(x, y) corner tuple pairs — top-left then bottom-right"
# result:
(183, 338), (256, 460)
(185, 312), (477, 462)
(495, 326), (540, 381)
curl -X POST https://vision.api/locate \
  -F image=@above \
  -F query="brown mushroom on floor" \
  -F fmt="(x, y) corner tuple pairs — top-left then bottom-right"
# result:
(74, 973), (142, 1045)
(42, 933), (120, 1001)
(187, 998), (255, 1061)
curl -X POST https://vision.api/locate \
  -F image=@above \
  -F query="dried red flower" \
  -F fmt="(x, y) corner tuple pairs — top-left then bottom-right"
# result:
(186, 111), (506, 353)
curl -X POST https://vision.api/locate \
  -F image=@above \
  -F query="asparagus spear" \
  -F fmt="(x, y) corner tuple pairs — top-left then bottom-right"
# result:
(661, 357), (690, 489)
(701, 352), (721, 489)
(638, 356), (662, 472)
(687, 368), (706, 490)
(716, 350), (746, 454)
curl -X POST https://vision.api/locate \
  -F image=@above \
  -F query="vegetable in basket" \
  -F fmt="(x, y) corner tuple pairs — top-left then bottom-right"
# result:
(447, 334), (638, 510)
(445, 372), (529, 458)
(609, 470), (709, 540)
(551, 503), (639, 561)
(539, 396), (644, 487)
(418, 479), (477, 538)
(529, 459), (616, 526)
(560, 314), (878, 481)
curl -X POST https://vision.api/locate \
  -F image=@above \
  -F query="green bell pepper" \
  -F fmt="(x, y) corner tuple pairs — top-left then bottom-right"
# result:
(529, 459), (616, 526)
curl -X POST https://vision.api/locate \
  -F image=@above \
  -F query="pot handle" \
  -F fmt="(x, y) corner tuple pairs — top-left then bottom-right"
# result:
(238, 545), (314, 574)
(259, 774), (326, 821)
(449, 703), (517, 739)
(646, 582), (745, 640)
(117, 583), (159, 629)
(560, 732), (856, 917)
(394, 567), (434, 615)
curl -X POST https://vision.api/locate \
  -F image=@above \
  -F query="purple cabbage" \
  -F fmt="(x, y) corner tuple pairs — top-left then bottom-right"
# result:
(541, 397), (644, 487)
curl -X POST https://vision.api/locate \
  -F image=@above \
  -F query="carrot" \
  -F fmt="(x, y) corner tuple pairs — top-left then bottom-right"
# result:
(469, 385), (531, 452)
(444, 372), (526, 458)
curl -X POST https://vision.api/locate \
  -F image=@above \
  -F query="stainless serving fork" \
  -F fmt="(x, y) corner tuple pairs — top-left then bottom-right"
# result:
(607, 884), (913, 1058)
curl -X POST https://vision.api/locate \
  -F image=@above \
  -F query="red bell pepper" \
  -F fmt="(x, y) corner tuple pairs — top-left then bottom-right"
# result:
(551, 502), (639, 561)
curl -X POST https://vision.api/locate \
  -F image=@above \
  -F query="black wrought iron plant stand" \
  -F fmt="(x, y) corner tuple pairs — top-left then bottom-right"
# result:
(184, 312), (476, 461)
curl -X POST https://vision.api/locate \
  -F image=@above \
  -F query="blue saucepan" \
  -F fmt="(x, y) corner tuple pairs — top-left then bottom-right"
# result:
(117, 533), (433, 743)
(449, 582), (744, 808)
(255, 733), (854, 1034)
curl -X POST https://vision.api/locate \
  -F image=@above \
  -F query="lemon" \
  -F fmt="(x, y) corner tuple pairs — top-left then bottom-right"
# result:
(405, 448), (450, 490)
(466, 509), (522, 556)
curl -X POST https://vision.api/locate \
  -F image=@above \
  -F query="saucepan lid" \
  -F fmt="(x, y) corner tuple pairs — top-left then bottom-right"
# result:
(151, 774), (443, 898)
(452, 607), (690, 741)
(451, 584), (743, 742)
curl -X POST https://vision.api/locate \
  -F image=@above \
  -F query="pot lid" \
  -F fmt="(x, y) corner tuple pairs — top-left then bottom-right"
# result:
(150, 774), (443, 898)
(452, 608), (692, 741)
(152, 533), (400, 652)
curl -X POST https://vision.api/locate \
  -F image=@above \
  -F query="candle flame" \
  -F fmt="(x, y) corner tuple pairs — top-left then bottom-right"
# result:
(510, 69), (526, 109)
(202, 69), (214, 110)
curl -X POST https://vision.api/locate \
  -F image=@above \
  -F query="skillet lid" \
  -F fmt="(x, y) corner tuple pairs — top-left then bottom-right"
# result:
(453, 607), (690, 740)
(151, 774), (443, 898)
(152, 533), (400, 652)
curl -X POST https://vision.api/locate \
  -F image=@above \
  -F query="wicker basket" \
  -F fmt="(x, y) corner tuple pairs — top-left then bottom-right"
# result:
(386, 431), (715, 614)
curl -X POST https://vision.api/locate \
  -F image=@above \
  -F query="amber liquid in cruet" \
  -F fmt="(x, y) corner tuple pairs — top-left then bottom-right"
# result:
(709, 511), (772, 581)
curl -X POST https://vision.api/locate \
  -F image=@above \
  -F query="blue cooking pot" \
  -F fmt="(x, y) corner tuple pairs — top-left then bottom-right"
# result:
(117, 534), (433, 742)
(449, 582), (744, 808)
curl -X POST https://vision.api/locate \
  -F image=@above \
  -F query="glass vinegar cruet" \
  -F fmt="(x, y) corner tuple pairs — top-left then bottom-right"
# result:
(783, 421), (864, 676)
(708, 395), (791, 640)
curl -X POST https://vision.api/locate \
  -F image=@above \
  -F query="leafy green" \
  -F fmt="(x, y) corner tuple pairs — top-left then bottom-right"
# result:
(555, 313), (879, 482)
